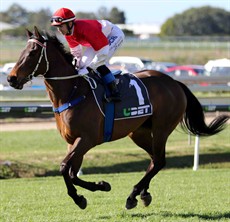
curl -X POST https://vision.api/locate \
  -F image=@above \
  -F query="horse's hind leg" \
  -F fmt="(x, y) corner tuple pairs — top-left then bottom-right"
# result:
(126, 127), (168, 209)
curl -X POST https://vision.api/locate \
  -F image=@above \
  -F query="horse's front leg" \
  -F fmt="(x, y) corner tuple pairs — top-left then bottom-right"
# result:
(67, 144), (111, 192)
(71, 170), (111, 192)
(60, 137), (88, 209)
(61, 138), (111, 209)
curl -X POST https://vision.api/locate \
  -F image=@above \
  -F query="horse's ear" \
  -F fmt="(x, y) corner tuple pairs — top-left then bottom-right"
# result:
(26, 29), (33, 38)
(34, 26), (42, 39)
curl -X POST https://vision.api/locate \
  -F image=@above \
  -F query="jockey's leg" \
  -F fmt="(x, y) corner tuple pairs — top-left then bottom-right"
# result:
(97, 65), (121, 102)
(107, 25), (125, 60)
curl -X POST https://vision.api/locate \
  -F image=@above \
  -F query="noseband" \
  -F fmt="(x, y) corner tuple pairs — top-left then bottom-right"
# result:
(26, 38), (49, 80)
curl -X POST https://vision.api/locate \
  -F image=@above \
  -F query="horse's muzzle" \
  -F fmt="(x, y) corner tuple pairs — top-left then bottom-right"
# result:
(7, 75), (24, 89)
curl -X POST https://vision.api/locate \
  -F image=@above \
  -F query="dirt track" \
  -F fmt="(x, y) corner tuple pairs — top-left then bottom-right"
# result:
(0, 118), (57, 131)
(1, 112), (229, 132)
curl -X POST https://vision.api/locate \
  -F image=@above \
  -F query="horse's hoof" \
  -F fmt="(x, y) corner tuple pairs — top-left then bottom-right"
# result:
(141, 193), (152, 207)
(98, 181), (111, 192)
(78, 195), (87, 210)
(125, 197), (138, 210)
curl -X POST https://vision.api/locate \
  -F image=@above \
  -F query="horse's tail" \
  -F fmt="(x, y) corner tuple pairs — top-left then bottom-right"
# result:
(177, 81), (229, 136)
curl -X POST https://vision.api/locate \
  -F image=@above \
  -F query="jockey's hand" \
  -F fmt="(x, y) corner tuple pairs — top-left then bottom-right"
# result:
(78, 67), (89, 75)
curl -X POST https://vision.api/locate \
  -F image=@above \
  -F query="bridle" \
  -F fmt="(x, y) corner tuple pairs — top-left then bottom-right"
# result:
(27, 37), (78, 81)
(27, 38), (49, 80)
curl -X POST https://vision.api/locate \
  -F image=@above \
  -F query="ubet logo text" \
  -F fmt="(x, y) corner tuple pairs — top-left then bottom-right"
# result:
(123, 105), (151, 117)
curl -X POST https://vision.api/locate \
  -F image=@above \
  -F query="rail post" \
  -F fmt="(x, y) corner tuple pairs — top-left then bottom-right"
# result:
(193, 135), (200, 171)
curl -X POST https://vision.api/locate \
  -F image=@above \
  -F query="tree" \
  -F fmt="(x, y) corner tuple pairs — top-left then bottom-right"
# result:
(160, 6), (230, 36)
(29, 8), (52, 30)
(97, 6), (109, 20)
(96, 6), (126, 23)
(75, 12), (97, 20)
(0, 3), (29, 25)
(75, 6), (126, 23)
(109, 7), (126, 24)
(0, 3), (126, 38)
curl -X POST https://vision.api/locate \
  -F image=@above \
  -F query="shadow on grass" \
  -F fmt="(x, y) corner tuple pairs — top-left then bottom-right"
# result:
(83, 152), (230, 174)
(0, 152), (229, 178)
(129, 211), (230, 221)
(0, 162), (60, 179)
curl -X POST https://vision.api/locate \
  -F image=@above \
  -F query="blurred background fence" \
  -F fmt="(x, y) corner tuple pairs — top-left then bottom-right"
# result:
(1, 76), (229, 118)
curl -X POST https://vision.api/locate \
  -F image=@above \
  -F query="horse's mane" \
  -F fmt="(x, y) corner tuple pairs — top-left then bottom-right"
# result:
(45, 32), (74, 65)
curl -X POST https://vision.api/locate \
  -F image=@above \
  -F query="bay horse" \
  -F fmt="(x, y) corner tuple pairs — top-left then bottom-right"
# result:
(7, 27), (229, 210)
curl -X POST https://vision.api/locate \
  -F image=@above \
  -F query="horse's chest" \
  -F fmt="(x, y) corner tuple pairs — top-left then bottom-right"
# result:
(59, 126), (77, 144)
(55, 115), (79, 144)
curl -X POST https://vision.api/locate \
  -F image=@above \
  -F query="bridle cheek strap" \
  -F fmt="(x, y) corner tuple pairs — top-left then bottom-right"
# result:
(27, 39), (49, 80)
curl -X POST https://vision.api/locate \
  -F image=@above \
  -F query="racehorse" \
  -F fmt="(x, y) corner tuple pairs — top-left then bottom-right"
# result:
(7, 27), (229, 210)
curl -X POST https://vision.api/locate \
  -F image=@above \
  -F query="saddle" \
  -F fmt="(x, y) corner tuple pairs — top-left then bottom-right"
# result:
(87, 71), (153, 120)
(84, 71), (153, 141)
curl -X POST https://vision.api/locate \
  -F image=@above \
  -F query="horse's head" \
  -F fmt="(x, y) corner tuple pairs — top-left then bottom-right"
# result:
(7, 26), (49, 89)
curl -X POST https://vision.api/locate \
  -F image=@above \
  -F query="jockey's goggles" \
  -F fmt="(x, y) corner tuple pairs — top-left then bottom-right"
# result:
(51, 17), (64, 23)
(51, 16), (75, 25)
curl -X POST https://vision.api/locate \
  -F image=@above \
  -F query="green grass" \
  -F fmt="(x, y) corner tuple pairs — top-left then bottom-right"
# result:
(0, 125), (229, 178)
(0, 123), (229, 221)
(0, 170), (229, 222)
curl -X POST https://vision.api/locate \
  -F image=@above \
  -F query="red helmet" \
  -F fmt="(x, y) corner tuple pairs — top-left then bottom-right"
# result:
(51, 8), (76, 26)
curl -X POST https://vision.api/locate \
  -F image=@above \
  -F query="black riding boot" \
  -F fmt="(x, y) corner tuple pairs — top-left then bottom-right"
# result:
(107, 80), (121, 102)
(97, 65), (121, 102)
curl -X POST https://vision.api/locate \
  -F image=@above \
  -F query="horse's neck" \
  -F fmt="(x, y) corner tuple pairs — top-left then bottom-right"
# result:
(44, 64), (77, 107)
(44, 72), (90, 109)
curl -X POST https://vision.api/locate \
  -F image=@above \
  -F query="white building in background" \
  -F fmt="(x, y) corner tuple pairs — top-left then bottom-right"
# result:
(0, 22), (15, 32)
(117, 23), (161, 39)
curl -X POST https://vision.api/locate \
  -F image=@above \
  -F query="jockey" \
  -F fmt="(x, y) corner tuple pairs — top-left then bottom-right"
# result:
(51, 7), (125, 102)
